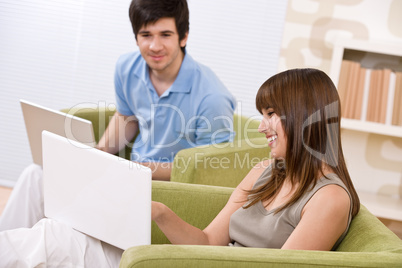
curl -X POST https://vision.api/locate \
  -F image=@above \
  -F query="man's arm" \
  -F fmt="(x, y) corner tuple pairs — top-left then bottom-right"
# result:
(96, 111), (139, 155)
(195, 94), (235, 146)
(97, 111), (171, 181)
(137, 162), (172, 181)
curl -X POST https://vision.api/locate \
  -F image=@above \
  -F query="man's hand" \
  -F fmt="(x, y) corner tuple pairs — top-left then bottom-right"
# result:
(135, 161), (172, 181)
(97, 111), (139, 155)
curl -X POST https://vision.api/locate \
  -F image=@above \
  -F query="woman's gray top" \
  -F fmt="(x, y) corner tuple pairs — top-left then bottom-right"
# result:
(229, 165), (353, 250)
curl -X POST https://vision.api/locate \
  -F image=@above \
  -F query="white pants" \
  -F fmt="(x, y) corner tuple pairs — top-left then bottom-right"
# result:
(0, 218), (123, 267)
(0, 164), (44, 231)
(0, 165), (123, 267)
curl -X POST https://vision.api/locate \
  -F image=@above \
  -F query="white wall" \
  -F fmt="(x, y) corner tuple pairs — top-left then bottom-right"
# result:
(0, 0), (288, 186)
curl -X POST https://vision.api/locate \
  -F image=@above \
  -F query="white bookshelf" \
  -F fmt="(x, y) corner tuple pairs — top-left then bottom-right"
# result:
(330, 39), (402, 222)
(330, 38), (402, 138)
(341, 119), (402, 138)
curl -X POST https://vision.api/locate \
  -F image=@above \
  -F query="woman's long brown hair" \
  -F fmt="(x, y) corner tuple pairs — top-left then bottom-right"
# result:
(245, 68), (360, 217)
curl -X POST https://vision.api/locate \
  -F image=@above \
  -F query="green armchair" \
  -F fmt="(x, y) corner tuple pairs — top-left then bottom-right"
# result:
(120, 181), (402, 268)
(62, 106), (269, 188)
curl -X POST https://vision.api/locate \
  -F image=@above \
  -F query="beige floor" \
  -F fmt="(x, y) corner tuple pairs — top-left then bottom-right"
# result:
(0, 186), (401, 239)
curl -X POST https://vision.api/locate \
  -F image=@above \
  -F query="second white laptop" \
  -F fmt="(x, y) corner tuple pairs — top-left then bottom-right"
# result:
(42, 131), (152, 250)
(20, 99), (96, 166)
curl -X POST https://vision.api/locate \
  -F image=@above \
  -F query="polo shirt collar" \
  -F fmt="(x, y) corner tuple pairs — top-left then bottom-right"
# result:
(169, 52), (195, 93)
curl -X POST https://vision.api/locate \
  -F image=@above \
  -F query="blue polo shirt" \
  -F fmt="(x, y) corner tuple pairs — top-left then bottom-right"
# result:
(114, 51), (236, 162)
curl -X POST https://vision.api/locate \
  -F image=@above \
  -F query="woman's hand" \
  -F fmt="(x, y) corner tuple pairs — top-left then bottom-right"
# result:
(150, 200), (210, 245)
(150, 160), (271, 246)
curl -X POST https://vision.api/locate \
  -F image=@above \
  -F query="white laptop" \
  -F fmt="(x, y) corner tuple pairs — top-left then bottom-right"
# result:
(20, 99), (96, 166)
(42, 131), (152, 250)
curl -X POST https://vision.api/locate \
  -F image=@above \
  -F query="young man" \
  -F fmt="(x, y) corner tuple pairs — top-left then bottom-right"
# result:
(0, 0), (235, 266)
(0, 0), (235, 231)
(97, 0), (235, 180)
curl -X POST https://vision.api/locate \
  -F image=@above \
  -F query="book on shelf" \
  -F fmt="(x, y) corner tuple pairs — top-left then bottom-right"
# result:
(346, 61), (361, 119)
(337, 60), (401, 126)
(337, 60), (351, 118)
(379, 69), (391, 124)
(385, 71), (396, 125)
(398, 72), (402, 126)
(360, 69), (371, 121)
(338, 60), (361, 119)
(354, 67), (366, 120)
(366, 69), (382, 123)
(392, 72), (402, 126)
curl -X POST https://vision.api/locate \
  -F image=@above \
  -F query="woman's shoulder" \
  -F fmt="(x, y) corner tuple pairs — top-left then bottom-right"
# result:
(302, 176), (351, 219)
(253, 159), (274, 182)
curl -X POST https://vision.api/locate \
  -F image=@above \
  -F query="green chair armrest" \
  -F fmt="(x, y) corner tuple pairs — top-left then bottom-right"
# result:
(120, 181), (402, 268)
(121, 245), (402, 268)
(336, 205), (402, 252)
(171, 137), (270, 187)
(150, 181), (233, 244)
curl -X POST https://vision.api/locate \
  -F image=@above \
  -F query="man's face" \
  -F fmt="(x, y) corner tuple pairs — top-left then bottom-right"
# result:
(136, 17), (188, 74)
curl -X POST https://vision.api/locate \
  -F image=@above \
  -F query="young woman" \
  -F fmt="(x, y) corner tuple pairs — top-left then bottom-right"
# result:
(0, 69), (359, 267)
(152, 68), (360, 250)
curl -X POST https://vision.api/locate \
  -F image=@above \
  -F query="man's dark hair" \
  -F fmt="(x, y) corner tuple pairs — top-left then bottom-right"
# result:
(129, 0), (189, 47)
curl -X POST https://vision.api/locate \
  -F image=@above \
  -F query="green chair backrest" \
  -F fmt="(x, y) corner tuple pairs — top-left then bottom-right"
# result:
(233, 114), (263, 140)
(336, 205), (402, 253)
(61, 106), (116, 143)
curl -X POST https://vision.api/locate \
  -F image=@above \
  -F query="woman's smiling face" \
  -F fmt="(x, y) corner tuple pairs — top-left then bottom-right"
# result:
(258, 108), (287, 159)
